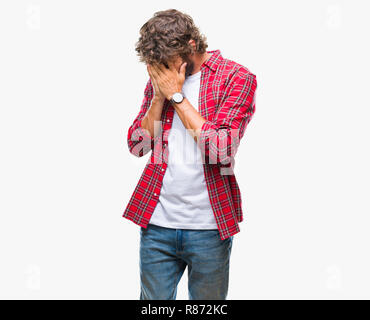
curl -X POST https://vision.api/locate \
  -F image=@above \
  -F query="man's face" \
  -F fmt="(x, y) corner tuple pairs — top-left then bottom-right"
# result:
(167, 54), (195, 78)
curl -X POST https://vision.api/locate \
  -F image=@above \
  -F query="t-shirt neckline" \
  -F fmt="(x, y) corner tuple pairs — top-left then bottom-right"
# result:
(185, 70), (201, 81)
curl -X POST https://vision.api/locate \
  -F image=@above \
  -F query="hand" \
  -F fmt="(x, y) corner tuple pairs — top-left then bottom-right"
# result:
(147, 64), (165, 102)
(147, 61), (186, 101)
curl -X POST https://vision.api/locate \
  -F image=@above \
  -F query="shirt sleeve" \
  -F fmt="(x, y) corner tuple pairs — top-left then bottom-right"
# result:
(127, 78), (161, 157)
(197, 71), (257, 170)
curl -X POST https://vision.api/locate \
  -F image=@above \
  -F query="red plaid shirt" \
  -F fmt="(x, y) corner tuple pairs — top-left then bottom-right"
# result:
(122, 49), (257, 240)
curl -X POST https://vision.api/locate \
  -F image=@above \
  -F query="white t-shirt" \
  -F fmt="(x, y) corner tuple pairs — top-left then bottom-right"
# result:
(149, 70), (218, 229)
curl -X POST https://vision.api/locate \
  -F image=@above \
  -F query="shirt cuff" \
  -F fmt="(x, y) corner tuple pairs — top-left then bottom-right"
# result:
(130, 118), (156, 150)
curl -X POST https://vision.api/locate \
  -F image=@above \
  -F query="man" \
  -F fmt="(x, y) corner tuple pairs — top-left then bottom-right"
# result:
(123, 9), (257, 300)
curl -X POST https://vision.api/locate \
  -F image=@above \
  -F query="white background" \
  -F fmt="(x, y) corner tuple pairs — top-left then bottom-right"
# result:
(0, 0), (369, 299)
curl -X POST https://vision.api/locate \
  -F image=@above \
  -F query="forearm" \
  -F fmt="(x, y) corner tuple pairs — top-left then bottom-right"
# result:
(140, 97), (165, 139)
(172, 97), (239, 167)
(172, 98), (206, 142)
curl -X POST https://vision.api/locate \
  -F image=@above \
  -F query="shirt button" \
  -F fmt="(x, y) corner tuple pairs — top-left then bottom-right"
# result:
(167, 119), (170, 122)
(154, 192), (157, 196)
(161, 168), (164, 172)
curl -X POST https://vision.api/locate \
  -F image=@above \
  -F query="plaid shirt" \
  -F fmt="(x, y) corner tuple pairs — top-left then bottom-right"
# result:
(122, 49), (257, 240)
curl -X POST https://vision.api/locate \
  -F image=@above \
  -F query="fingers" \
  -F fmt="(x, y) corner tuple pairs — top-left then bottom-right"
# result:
(180, 62), (187, 77)
(148, 64), (161, 83)
(147, 64), (154, 80)
(147, 64), (163, 97)
(148, 64), (157, 79)
(147, 65), (155, 86)
(151, 62), (164, 76)
(167, 60), (176, 71)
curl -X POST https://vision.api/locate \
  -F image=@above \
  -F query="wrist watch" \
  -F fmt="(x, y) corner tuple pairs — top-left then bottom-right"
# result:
(169, 92), (184, 104)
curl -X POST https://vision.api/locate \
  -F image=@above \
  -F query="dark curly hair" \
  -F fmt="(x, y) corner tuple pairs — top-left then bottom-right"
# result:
(135, 9), (208, 65)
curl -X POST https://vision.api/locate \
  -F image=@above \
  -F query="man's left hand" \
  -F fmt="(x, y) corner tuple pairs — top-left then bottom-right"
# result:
(148, 61), (187, 101)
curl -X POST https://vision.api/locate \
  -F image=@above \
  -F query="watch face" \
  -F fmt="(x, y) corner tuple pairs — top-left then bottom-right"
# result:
(172, 92), (183, 103)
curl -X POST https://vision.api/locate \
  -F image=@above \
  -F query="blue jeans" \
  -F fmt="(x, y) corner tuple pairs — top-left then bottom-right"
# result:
(139, 223), (234, 300)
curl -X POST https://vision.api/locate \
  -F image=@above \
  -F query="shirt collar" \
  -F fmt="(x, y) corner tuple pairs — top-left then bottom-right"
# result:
(200, 49), (222, 72)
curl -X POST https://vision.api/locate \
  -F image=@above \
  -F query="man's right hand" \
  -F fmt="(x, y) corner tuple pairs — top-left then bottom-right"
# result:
(140, 66), (166, 139)
(147, 64), (166, 103)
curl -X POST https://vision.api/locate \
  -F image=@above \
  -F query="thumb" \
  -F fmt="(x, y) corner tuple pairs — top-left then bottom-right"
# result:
(180, 62), (187, 76)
